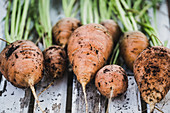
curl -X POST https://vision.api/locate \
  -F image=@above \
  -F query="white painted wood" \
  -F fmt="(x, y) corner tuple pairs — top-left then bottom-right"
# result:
(108, 76), (142, 113)
(148, 0), (170, 48)
(34, 71), (68, 113)
(72, 75), (106, 113)
(156, 1), (170, 48)
(0, 76), (32, 113)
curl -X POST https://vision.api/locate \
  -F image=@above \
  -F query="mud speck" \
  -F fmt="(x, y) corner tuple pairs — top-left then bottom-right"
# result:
(52, 103), (61, 112)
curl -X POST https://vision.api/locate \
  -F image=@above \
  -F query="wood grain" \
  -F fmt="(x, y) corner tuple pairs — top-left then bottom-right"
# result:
(0, 76), (31, 113)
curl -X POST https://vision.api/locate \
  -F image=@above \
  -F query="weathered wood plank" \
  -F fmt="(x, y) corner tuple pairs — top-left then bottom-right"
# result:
(34, 72), (68, 113)
(72, 75), (106, 113)
(156, 0), (170, 48)
(0, 76), (32, 113)
(108, 76), (142, 113)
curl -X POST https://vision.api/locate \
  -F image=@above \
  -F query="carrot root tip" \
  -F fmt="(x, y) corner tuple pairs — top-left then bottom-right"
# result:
(81, 82), (88, 113)
(29, 83), (45, 113)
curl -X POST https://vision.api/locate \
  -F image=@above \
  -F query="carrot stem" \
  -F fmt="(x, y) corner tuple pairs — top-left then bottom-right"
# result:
(11, 0), (18, 41)
(88, 0), (93, 23)
(135, 0), (165, 47)
(24, 17), (31, 40)
(164, 40), (168, 47)
(93, 0), (99, 23)
(138, 3), (152, 19)
(99, 0), (109, 21)
(113, 48), (120, 64)
(120, 0), (138, 31)
(62, 0), (76, 17)
(80, 0), (88, 25)
(81, 0), (107, 24)
(5, 1), (11, 43)
(18, 0), (30, 40)
(34, 0), (52, 49)
(133, 0), (142, 10)
(5, 0), (30, 43)
(113, 0), (134, 32)
(110, 43), (120, 65)
(15, 0), (21, 38)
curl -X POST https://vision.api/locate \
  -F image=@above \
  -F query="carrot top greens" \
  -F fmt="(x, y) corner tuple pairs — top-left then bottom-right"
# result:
(62, 0), (79, 17)
(110, 0), (138, 32)
(80, 0), (98, 24)
(110, 0), (165, 47)
(32, 0), (52, 49)
(80, 0), (114, 25)
(136, 0), (165, 46)
(5, 0), (31, 43)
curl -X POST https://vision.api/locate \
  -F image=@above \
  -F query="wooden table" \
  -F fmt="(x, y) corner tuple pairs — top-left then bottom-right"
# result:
(0, 0), (170, 113)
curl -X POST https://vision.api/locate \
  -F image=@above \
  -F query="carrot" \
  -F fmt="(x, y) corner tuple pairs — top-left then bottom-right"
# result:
(100, 19), (121, 44)
(97, 12), (126, 101)
(0, 40), (44, 112)
(52, 0), (81, 48)
(94, 29), (127, 113)
(43, 45), (66, 79)
(68, 23), (113, 84)
(133, 0), (169, 112)
(2, 0), (45, 112)
(76, 1), (119, 112)
(36, 45), (67, 97)
(95, 65), (128, 98)
(119, 31), (149, 70)
(94, 3), (127, 105)
(133, 46), (170, 112)
(111, 0), (149, 70)
(34, 0), (67, 79)
(67, 23), (113, 113)
(31, 0), (68, 98)
(95, 64), (128, 113)
(52, 17), (81, 48)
